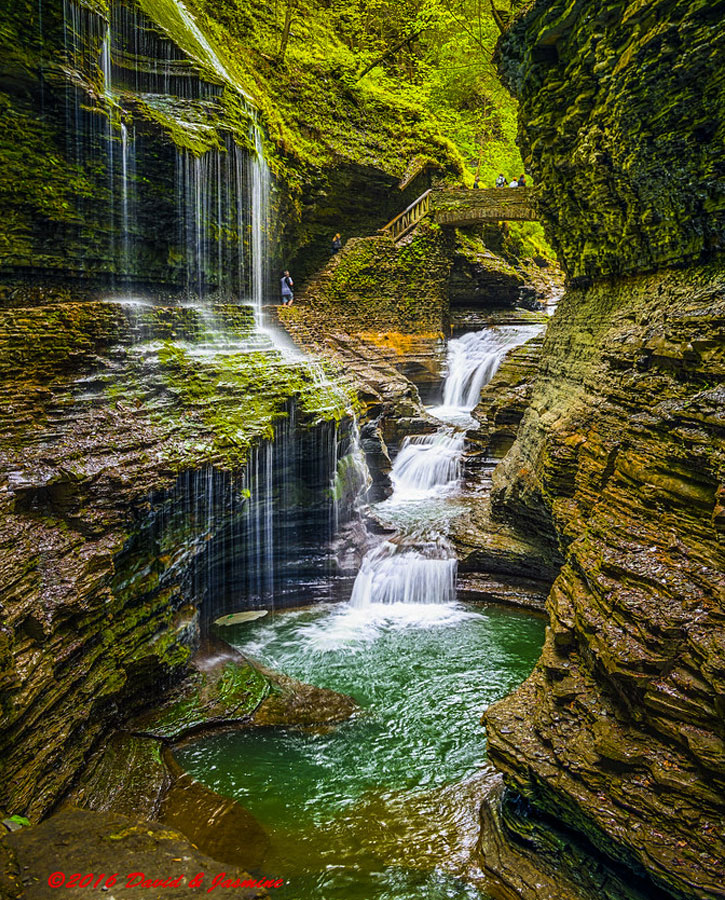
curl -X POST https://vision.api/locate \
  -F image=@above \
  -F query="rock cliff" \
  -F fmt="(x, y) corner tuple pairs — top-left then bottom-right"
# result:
(483, 3), (725, 899)
(0, 300), (355, 819)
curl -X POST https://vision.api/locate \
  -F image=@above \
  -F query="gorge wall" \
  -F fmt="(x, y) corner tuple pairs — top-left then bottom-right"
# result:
(0, 0), (352, 823)
(0, 0), (461, 300)
(483, 3), (725, 899)
(0, 299), (361, 820)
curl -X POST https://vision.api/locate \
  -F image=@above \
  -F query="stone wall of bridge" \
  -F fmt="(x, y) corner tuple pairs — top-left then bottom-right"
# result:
(432, 187), (536, 225)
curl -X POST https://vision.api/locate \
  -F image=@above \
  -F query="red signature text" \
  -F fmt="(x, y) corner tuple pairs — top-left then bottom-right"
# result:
(47, 871), (284, 891)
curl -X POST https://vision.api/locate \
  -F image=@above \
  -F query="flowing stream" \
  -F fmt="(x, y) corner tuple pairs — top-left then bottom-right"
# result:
(24, 1), (553, 895)
(177, 605), (544, 900)
(177, 320), (547, 899)
(60, 7), (547, 891)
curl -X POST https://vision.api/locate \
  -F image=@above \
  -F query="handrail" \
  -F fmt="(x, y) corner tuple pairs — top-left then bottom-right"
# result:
(398, 156), (428, 191)
(380, 185), (536, 241)
(380, 189), (433, 241)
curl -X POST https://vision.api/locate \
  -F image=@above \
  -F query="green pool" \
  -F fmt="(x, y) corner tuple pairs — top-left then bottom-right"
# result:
(176, 601), (545, 900)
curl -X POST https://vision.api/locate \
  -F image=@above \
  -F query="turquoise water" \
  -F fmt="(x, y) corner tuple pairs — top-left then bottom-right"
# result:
(176, 601), (545, 899)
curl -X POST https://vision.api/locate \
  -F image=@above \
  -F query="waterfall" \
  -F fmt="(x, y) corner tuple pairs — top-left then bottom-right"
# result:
(390, 431), (464, 500)
(332, 419), (372, 521)
(249, 125), (271, 321)
(434, 326), (543, 417)
(349, 323), (544, 610)
(120, 122), (135, 274)
(144, 414), (369, 619)
(59, 0), (268, 299)
(350, 540), (457, 608)
(100, 22), (112, 98)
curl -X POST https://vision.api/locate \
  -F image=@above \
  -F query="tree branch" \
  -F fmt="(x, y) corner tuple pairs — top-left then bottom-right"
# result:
(355, 28), (424, 81)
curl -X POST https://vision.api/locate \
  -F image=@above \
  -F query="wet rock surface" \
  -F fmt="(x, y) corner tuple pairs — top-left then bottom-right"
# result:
(449, 238), (530, 309)
(469, 334), (544, 460)
(1, 807), (268, 899)
(130, 647), (271, 741)
(477, 776), (655, 900)
(452, 491), (560, 593)
(496, 0), (725, 281)
(68, 642), (356, 872)
(132, 643), (358, 739)
(0, 300), (354, 820)
(481, 4), (725, 897)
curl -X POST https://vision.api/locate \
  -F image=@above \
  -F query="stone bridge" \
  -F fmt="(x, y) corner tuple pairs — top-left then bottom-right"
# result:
(381, 187), (536, 241)
(432, 187), (536, 227)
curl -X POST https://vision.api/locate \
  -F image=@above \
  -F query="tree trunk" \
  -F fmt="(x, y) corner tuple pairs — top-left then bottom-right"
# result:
(356, 29), (424, 81)
(278, 0), (294, 63)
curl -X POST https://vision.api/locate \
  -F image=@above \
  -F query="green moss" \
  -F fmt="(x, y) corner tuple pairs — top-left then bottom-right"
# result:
(302, 225), (451, 331)
(150, 333), (354, 467)
(131, 660), (270, 740)
(0, 91), (100, 268)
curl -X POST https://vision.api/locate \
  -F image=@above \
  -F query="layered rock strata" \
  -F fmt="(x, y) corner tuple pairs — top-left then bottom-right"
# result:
(0, 300), (354, 820)
(483, 3), (725, 898)
(293, 225), (454, 333)
(470, 333), (544, 460)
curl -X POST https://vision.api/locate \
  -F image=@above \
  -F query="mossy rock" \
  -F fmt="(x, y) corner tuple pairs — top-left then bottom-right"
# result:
(131, 658), (270, 740)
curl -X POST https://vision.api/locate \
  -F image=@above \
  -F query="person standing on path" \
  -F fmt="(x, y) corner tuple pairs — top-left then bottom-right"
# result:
(280, 270), (294, 306)
(330, 233), (343, 255)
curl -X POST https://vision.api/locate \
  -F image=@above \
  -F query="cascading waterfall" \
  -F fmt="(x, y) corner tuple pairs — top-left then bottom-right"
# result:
(390, 430), (464, 499)
(349, 539), (457, 608)
(56, 0), (376, 622)
(60, 0), (269, 300)
(434, 326), (543, 417)
(349, 323), (544, 610)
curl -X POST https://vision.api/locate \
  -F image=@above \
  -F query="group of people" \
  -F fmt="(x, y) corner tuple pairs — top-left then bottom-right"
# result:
(495, 173), (526, 188)
(280, 232), (344, 306)
(471, 173), (527, 189)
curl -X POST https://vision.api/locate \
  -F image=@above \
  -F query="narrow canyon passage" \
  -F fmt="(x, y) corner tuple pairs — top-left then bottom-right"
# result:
(1, 0), (722, 898)
(176, 320), (548, 900)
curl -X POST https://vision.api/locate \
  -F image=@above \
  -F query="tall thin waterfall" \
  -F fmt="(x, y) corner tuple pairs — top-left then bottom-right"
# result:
(60, 0), (269, 300)
(250, 125), (271, 322)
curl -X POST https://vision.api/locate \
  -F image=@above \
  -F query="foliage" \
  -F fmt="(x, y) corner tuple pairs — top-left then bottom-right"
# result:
(179, 0), (524, 186)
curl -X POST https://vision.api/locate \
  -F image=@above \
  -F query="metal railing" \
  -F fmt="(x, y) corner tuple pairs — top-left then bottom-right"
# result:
(380, 189), (433, 242)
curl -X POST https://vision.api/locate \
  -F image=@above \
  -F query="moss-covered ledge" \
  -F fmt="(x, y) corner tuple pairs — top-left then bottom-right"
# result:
(130, 640), (358, 740)
(68, 642), (356, 870)
(0, 297), (356, 822)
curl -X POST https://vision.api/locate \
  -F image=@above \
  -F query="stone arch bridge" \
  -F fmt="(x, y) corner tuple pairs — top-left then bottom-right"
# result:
(381, 187), (536, 241)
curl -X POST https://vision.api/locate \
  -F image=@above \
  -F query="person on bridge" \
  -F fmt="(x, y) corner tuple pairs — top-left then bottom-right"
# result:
(330, 233), (343, 255)
(473, 174), (481, 189)
(509, 177), (519, 187)
(518, 173), (527, 187)
(280, 270), (294, 306)
(495, 173), (506, 188)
